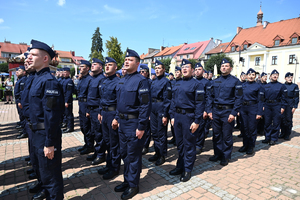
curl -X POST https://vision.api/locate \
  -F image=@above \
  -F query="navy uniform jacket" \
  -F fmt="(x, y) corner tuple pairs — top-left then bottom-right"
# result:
(77, 74), (93, 111)
(196, 77), (211, 113)
(242, 81), (265, 115)
(169, 77), (205, 124)
(99, 74), (120, 113)
(62, 77), (74, 103)
(284, 82), (299, 108)
(21, 72), (35, 118)
(87, 72), (106, 108)
(14, 76), (27, 104)
(115, 71), (151, 130)
(29, 67), (64, 147)
(264, 81), (288, 109)
(207, 74), (243, 116)
(151, 75), (172, 116)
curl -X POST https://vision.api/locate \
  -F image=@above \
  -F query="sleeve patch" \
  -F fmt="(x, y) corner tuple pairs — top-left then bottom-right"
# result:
(141, 94), (149, 104)
(46, 97), (57, 109)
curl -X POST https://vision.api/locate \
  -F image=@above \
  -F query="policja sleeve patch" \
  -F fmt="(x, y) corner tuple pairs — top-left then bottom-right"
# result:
(46, 97), (57, 109)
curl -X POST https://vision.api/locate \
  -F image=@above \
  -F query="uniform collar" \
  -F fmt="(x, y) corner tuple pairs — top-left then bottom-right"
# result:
(221, 74), (231, 79)
(157, 74), (164, 79)
(126, 71), (138, 78)
(107, 74), (117, 80)
(36, 67), (50, 75)
(183, 76), (193, 81)
(196, 76), (203, 80)
(29, 71), (36, 76)
(93, 71), (103, 78)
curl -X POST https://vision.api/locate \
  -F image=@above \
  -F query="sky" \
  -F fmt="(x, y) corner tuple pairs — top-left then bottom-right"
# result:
(1, 0), (300, 60)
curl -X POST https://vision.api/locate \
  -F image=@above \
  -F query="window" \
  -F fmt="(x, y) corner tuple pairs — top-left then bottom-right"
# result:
(61, 58), (71, 62)
(231, 46), (235, 52)
(180, 55), (183, 59)
(243, 44), (247, 50)
(289, 55), (295, 64)
(190, 47), (196, 50)
(207, 55), (211, 59)
(0, 61), (5, 64)
(1, 52), (9, 58)
(184, 47), (190, 51)
(186, 54), (189, 59)
(292, 37), (298, 44)
(274, 40), (280, 46)
(272, 56), (277, 65)
(255, 57), (261, 66)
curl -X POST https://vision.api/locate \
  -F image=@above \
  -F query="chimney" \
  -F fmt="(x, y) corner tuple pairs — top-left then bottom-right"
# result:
(160, 46), (165, 51)
(71, 51), (75, 56)
(215, 39), (222, 46)
(237, 27), (243, 34)
(263, 21), (269, 28)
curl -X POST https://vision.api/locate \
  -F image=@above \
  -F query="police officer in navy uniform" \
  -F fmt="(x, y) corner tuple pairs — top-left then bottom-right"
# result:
(77, 60), (93, 153)
(61, 67), (74, 133)
(208, 58), (243, 166)
(239, 68), (265, 155)
(28, 39), (64, 200)
(85, 58), (107, 166)
(257, 72), (268, 136)
(208, 70), (213, 81)
(98, 57), (121, 179)
(15, 66), (28, 138)
(113, 49), (151, 199)
(280, 72), (299, 140)
(194, 62), (211, 155)
(235, 72), (246, 133)
(169, 72), (174, 82)
(148, 60), (172, 166)
(169, 59), (205, 182)
(139, 64), (152, 155)
(262, 69), (287, 145)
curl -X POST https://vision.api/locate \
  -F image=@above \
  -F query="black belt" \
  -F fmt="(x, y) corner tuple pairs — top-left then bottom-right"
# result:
(152, 98), (163, 103)
(214, 104), (234, 110)
(176, 108), (194, 114)
(266, 99), (281, 103)
(79, 97), (87, 102)
(119, 113), (138, 119)
(102, 106), (116, 111)
(88, 106), (98, 110)
(29, 123), (45, 131)
(288, 97), (295, 99)
(243, 101), (257, 105)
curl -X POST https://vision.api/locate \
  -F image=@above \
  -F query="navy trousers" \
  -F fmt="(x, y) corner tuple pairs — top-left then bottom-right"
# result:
(90, 109), (106, 159)
(143, 119), (151, 149)
(264, 103), (281, 142)
(64, 103), (74, 130)
(119, 118), (145, 188)
(281, 101), (293, 138)
(150, 111), (168, 157)
(78, 101), (91, 148)
(174, 112), (200, 172)
(212, 107), (234, 160)
(196, 119), (206, 150)
(240, 104), (258, 148)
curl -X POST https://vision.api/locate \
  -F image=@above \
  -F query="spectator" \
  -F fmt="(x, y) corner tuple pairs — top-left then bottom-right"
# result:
(4, 77), (13, 104)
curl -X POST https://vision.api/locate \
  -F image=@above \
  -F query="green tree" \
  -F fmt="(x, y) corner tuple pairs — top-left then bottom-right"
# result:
(89, 27), (104, 61)
(205, 53), (234, 75)
(0, 62), (8, 73)
(188, 59), (198, 68)
(161, 58), (172, 72)
(70, 67), (75, 77)
(105, 36), (124, 69)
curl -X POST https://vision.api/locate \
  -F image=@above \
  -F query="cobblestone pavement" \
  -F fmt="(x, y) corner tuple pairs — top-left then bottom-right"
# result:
(0, 100), (300, 200)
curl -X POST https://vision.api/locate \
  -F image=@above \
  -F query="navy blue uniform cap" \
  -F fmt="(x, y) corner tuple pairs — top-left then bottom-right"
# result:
(30, 39), (55, 59)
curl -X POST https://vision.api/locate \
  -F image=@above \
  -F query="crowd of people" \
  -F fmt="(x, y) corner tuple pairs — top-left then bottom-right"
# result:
(11, 39), (299, 200)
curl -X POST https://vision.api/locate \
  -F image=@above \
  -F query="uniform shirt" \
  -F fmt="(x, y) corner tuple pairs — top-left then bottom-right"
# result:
(150, 75), (172, 116)
(21, 72), (36, 118)
(242, 81), (265, 116)
(196, 76), (211, 113)
(87, 72), (106, 107)
(14, 76), (27, 104)
(99, 74), (120, 114)
(264, 81), (288, 109)
(208, 74), (243, 116)
(77, 74), (93, 99)
(284, 82), (299, 108)
(62, 77), (74, 103)
(169, 76), (205, 124)
(29, 67), (64, 147)
(115, 71), (151, 130)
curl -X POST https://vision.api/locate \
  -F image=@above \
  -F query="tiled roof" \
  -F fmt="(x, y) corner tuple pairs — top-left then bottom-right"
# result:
(224, 17), (300, 52)
(206, 42), (230, 55)
(144, 50), (160, 58)
(155, 44), (184, 57)
(72, 56), (85, 65)
(176, 40), (211, 59)
(0, 42), (29, 54)
(140, 53), (148, 60)
(56, 50), (73, 58)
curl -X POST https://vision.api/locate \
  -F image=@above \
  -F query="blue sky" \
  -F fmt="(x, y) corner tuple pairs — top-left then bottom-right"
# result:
(1, 0), (299, 60)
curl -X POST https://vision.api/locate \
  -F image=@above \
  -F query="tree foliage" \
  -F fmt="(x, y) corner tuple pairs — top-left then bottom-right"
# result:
(70, 67), (75, 77)
(188, 59), (198, 68)
(0, 62), (8, 73)
(161, 58), (172, 72)
(205, 53), (234, 75)
(89, 27), (104, 61)
(105, 36), (124, 69)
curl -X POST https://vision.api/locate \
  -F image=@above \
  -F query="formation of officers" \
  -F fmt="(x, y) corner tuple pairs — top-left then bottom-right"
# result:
(13, 39), (299, 200)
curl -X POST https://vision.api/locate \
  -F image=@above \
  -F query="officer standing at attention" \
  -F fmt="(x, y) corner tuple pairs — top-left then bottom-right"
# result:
(194, 62), (211, 155)
(77, 60), (93, 153)
(113, 49), (151, 199)
(257, 72), (268, 136)
(207, 71), (213, 81)
(169, 59), (205, 182)
(148, 60), (172, 166)
(169, 72), (174, 82)
(28, 39), (64, 200)
(139, 64), (152, 155)
(85, 58), (106, 166)
(262, 70), (287, 145)
(235, 72), (246, 133)
(98, 57), (121, 179)
(239, 68), (264, 155)
(208, 58), (243, 166)
(62, 67), (74, 133)
(280, 72), (299, 140)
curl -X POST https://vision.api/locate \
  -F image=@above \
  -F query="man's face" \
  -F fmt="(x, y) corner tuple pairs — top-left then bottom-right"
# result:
(151, 74), (156, 79)
(155, 65), (165, 77)
(194, 67), (204, 78)
(79, 64), (89, 75)
(56, 71), (59, 77)
(270, 73), (279, 82)
(169, 75), (174, 80)
(247, 73), (256, 82)
(285, 76), (293, 83)
(27, 49), (44, 70)
(261, 75), (267, 82)
(203, 73), (208, 78)
(124, 57), (139, 73)
(63, 71), (70, 78)
(240, 74), (246, 81)
(175, 70), (182, 79)
(208, 73), (213, 79)
(140, 70), (149, 78)
(105, 62), (117, 76)
(181, 64), (193, 78)
(122, 68), (127, 76)
(91, 62), (102, 73)
(15, 70), (19, 76)
(220, 63), (232, 75)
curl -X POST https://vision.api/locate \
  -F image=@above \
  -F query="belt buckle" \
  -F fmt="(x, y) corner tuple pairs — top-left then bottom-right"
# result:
(176, 108), (182, 113)
(217, 105), (222, 109)
(119, 113), (124, 119)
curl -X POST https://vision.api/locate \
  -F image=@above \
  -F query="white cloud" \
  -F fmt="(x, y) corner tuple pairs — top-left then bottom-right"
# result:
(104, 5), (122, 14)
(0, 18), (4, 24)
(58, 0), (66, 6)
